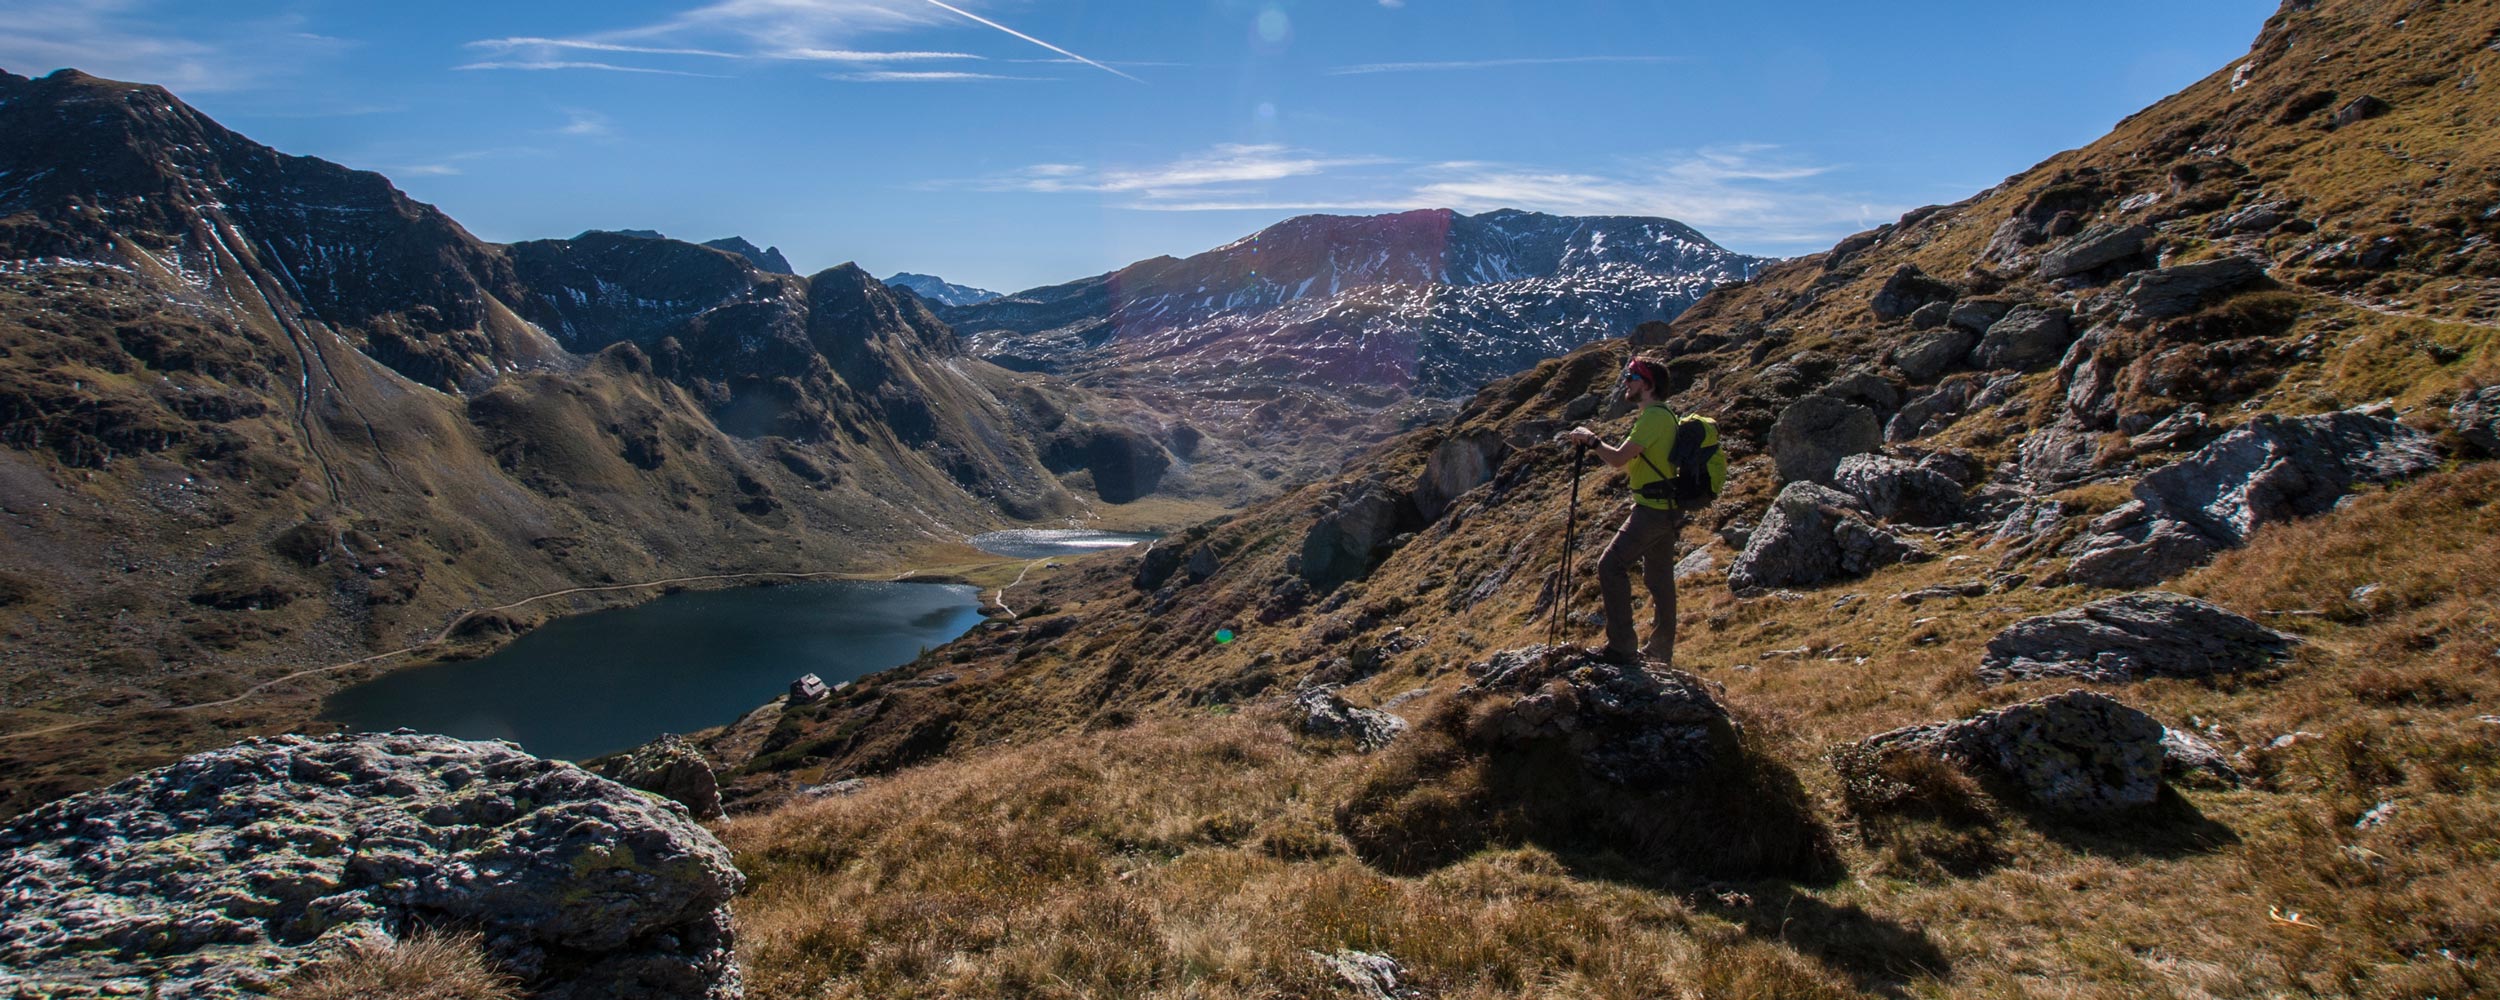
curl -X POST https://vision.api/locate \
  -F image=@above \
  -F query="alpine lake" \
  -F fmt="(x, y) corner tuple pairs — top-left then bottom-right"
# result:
(319, 529), (1155, 761)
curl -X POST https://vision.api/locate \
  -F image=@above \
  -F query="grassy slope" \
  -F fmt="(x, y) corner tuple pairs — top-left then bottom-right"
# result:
(720, 0), (2500, 995)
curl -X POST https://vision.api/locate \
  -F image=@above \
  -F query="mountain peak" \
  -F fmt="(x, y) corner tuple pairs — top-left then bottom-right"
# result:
(701, 236), (794, 275)
(885, 272), (1002, 307)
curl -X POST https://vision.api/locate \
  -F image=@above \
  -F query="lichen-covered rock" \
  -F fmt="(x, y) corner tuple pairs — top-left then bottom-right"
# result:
(594, 733), (724, 820)
(1769, 394), (1881, 485)
(1464, 646), (1740, 786)
(1978, 592), (2296, 683)
(0, 732), (743, 1000)
(1412, 430), (1507, 522)
(1869, 263), (1957, 321)
(1727, 482), (1925, 591)
(1837, 690), (2168, 815)
(2161, 728), (2244, 789)
(1970, 305), (2075, 371)
(2036, 223), (2154, 280)
(2453, 384), (2500, 456)
(2066, 407), (2439, 585)
(1833, 453), (1965, 526)
(1292, 686), (1408, 751)
(2101, 255), (2269, 324)
(1308, 949), (1420, 1000)
(1947, 297), (2015, 333)
(1893, 326), (1977, 382)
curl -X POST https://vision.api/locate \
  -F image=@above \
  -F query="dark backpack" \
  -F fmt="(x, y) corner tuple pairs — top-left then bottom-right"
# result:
(1635, 409), (1726, 509)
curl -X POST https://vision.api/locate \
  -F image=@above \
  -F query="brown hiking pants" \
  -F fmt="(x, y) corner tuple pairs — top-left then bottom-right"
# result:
(1597, 503), (1683, 662)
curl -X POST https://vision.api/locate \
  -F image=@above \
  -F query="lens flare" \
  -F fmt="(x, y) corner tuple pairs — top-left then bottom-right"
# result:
(1215, 629), (1237, 644)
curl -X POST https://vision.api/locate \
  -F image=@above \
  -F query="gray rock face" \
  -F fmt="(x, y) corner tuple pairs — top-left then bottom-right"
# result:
(2104, 256), (2268, 323)
(1888, 376), (1976, 442)
(594, 733), (724, 820)
(2037, 223), (2154, 280)
(1823, 370), (1902, 415)
(2332, 94), (2391, 127)
(2161, 728), (2244, 789)
(1908, 300), (1951, 329)
(2016, 421), (2104, 487)
(1308, 950), (1420, 1000)
(1833, 453), (1964, 526)
(1870, 264), (1957, 321)
(1838, 690), (2168, 815)
(1728, 482), (1925, 590)
(1769, 395), (1882, 484)
(2067, 407), (2439, 585)
(1292, 686), (1408, 751)
(2454, 385), (2500, 455)
(1299, 482), (1407, 589)
(1978, 592), (2296, 683)
(1673, 546), (1717, 580)
(0, 732), (743, 1000)
(1971, 305), (2075, 371)
(1947, 297), (2016, 333)
(1412, 430), (1507, 522)
(2209, 201), (2292, 236)
(1465, 646), (1740, 786)
(1893, 327), (1977, 381)
(789, 673), (830, 704)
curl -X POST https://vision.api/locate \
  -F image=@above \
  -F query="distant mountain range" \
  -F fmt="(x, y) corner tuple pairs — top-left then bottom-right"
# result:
(939, 208), (1772, 397)
(885, 272), (1001, 307)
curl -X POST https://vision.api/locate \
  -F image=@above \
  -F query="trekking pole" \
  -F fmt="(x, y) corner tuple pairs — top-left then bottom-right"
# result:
(1548, 441), (1588, 646)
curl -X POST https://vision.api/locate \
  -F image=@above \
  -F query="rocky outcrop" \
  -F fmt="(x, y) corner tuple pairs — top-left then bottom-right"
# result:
(1412, 430), (1507, 521)
(0, 732), (743, 1000)
(1978, 592), (2296, 683)
(593, 733), (724, 820)
(1464, 646), (1741, 786)
(2100, 256), (2269, 324)
(1894, 327), (1978, 381)
(1299, 481), (1410, 589)
(1292, 686), (1408, 751)
(1833, 453), (1964, 526)
(2036, 223), (2153, 280)
(2068, 407), (2439, 586)
(1308, 950), (1421, 1000)
(1870, 264), (1958, 321)
(1970, 305), (2075, 371)
(1948, 297), (2015, 333)
(1835, 690), (2169, 815)
(1769, 395), (1882, 484)
(1727, 482), (1925, 590)
(2454, 385), (2500, 456)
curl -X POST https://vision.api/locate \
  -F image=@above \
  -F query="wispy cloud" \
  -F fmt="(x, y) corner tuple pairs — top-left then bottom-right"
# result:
(913, 0), (1141, 83)
(454, 59), (724, 77)
(0, 0), (347, 93)
(832, 69), (1044, 82)
(960, 143), (1897, 253)
(556, 109), (613, 137)
(458, 0), (1127, 81)
(1329, 55), (1673, 76)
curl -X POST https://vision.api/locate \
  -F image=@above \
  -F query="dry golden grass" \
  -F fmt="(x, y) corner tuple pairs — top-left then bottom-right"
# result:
(728, 460), (2500, 999)
(273, 930), (519, 1000)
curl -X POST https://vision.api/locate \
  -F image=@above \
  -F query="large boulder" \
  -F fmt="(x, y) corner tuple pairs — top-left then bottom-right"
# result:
(2015, 421), (2105, 487)
(1299, 481), (1409, 589)
(1769, 395), (1882, 484)
(1888, 376), (1976, 442)
(1835, 690), (2168, 815)
(0, 732), (743, 1000)
(593, 733), (724, 820)
(2453, 385), (2500, 456)
(1970, 305), (2075, 371)
(1337, 645), (1834, 880)
(1412, 430), (1507, 522)
(2036, 223), (2154, 280)
(1727, 482), (1925, 590)
(1978, 592), (2296, 683)
(1292, 686), (1408, 752)
(2067, 407), (2439, 585)
(2103, 256), (2269, 324)
(1893, 327), (1977, 381)
(1947, 297), (2016, 333)
(1833, 453), (1965, 526)
(1870, 264), (1957, 321)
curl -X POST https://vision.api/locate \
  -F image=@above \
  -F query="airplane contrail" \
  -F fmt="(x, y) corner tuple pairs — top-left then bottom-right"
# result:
(917, 0), (1145, 83)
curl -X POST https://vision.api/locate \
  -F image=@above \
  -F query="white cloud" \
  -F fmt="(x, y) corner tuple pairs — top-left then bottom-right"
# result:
(460, 0), (1133, 81)
(832, 69), (1044, 81)
(454, 60), (724, 77)
(980, 144), (1391, 197)
(1329, 55), (1673, 76)
(0, 0), (347, 93)
(556, 109), (613, 137)
(912, 0), (1140, 83)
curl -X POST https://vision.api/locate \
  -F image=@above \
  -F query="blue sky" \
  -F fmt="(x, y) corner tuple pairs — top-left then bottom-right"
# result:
(2, 0), (2276, 293)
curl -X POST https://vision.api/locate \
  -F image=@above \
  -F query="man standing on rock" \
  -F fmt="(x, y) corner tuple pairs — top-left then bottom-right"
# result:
(1565, 357), (1683, 666)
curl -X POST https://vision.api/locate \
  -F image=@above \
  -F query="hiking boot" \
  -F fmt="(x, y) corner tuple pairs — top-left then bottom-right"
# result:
(1570, 643), (1637, 665)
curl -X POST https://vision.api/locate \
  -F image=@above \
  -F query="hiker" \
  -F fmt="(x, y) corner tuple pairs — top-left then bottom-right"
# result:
(1564, 357), (1686, 665)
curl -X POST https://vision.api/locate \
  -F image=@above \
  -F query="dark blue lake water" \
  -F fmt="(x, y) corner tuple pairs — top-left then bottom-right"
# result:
(320, 580), (985, 761)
